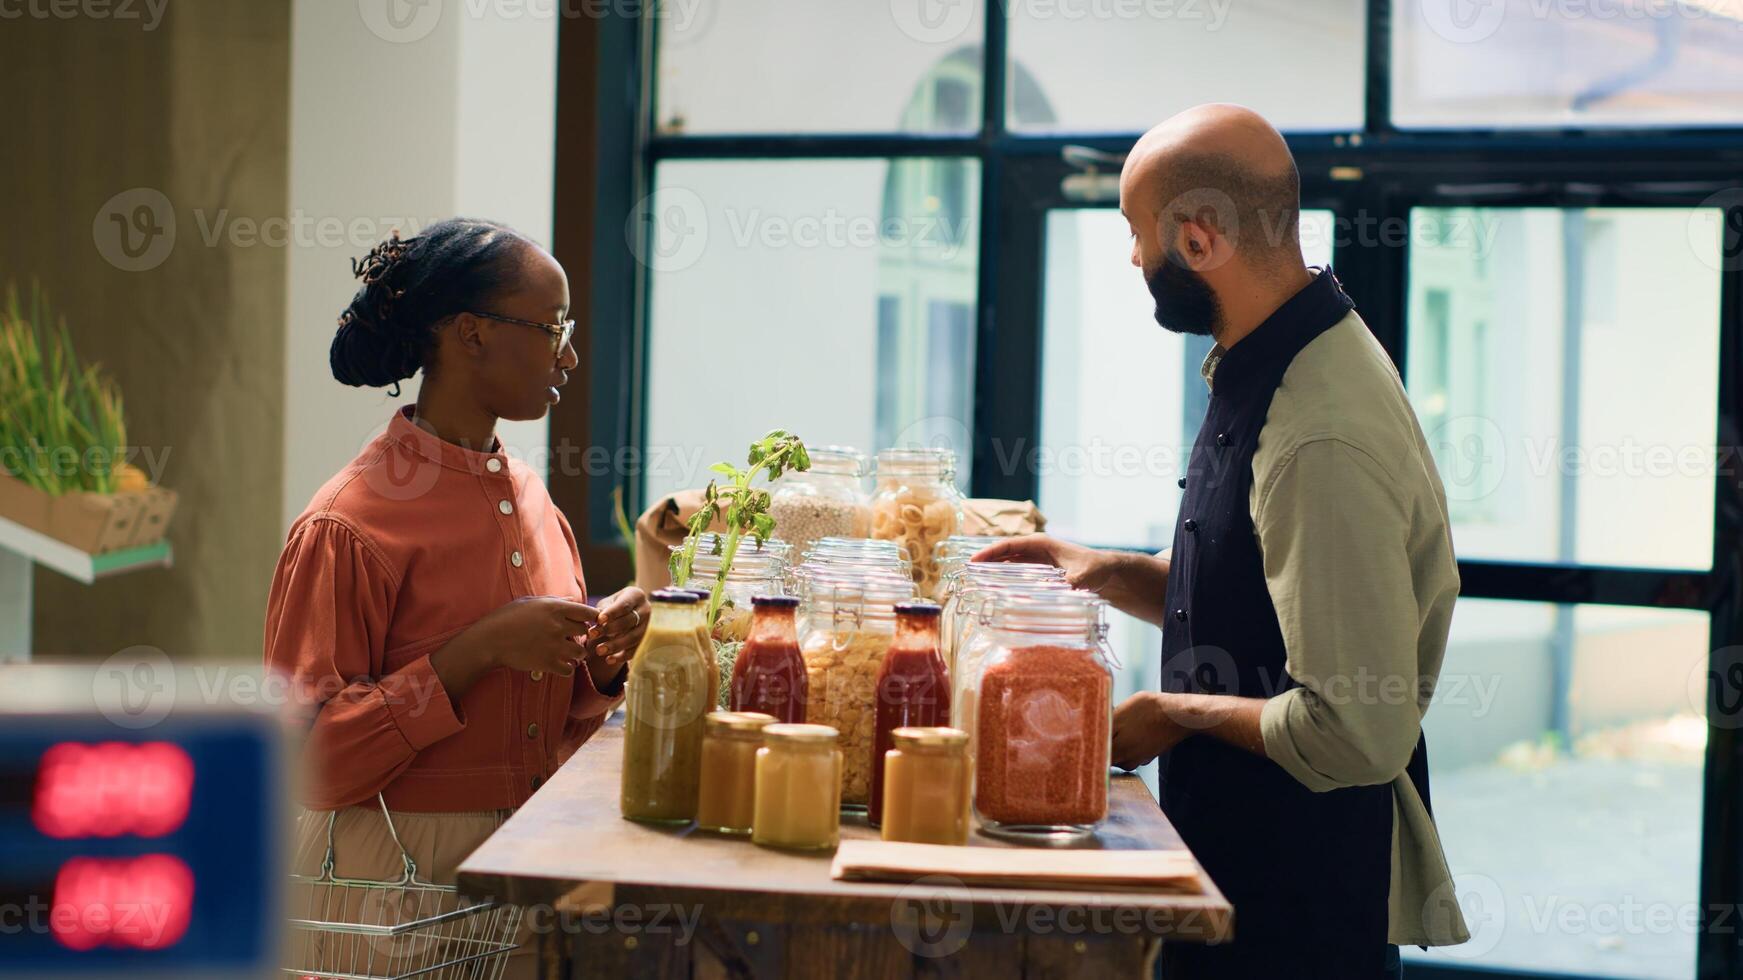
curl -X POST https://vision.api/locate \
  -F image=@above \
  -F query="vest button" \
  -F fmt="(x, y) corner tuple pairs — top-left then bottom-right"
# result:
(1215, 432), (1230, 447)
(1174, 609), (1187, 622)
(1183, 519), (1198, 533)
(1177, 477), (1186, 489)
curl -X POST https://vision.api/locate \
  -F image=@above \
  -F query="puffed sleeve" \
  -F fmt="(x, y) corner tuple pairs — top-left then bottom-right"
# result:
(263, 516), (466, 809)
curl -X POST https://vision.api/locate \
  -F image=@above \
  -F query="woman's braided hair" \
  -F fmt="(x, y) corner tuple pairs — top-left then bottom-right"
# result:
(330, 218), (532, 393)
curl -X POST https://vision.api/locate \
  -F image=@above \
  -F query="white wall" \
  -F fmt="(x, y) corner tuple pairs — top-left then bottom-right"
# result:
(283, 0), (558, 528)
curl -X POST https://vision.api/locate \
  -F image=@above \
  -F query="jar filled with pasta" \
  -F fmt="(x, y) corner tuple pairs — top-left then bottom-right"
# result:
(870, 449), (964, 599)
(964, 593), (1115, 841)
(769, 447), (870, 555)
(798, 571), (916, 808)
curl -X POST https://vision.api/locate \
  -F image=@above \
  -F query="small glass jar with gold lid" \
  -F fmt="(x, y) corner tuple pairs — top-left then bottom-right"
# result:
(696, 711), (777, 835)
(752, 723), (843, 850)
(879, 726), (971, 846)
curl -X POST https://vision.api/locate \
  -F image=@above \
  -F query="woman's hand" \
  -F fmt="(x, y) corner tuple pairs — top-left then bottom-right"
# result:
(584, 587), (650, 669)
(433, 596), (599, 698)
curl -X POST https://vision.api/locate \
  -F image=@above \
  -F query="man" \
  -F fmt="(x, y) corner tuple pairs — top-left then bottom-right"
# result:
(978, 104), (1469, 977)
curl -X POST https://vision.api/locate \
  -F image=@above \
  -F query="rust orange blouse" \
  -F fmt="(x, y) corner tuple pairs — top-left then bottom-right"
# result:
(263, 406), (623, 812)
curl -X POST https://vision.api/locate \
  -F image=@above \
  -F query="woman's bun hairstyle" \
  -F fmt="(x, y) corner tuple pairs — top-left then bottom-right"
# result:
(330, 217), (532, 392)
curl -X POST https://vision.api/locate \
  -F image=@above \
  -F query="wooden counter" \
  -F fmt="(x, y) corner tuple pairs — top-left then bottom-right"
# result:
(459, 717), (1231, 978)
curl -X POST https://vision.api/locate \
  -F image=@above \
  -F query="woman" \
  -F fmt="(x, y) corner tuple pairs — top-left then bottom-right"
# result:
(265, 218), (648, 979)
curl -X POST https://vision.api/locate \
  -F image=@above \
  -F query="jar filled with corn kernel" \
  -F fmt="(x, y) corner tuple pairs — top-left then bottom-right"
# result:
(797, 570), (916, 809)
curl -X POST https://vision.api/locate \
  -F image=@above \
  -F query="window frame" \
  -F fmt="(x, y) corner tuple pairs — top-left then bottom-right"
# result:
(557, 4), (1743, 976)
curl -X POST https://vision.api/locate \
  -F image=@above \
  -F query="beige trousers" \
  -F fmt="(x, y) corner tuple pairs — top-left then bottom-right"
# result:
(287, 806), (536, 980)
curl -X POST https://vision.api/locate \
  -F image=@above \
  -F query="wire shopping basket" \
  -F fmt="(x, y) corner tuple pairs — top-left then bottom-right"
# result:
(284, 796), (524, 980)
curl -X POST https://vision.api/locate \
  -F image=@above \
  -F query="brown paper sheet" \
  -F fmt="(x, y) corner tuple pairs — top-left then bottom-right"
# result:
(830, 840), (1202, 894)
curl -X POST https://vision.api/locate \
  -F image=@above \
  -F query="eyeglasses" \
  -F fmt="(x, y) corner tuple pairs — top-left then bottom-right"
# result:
(468, 311), (575, 356)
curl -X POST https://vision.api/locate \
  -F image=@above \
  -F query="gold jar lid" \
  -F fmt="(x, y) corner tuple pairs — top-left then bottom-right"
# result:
(890, 726), (969, 749)
(762, 723), (839, 744)
(706, 711), (777, 734)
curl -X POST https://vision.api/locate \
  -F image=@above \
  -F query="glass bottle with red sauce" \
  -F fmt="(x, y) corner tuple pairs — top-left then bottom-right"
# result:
(868, 601), (950, 827)
(730, 595), (808, 723)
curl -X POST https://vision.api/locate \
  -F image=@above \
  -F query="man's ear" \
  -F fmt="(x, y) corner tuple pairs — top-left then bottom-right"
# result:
(1183, 217), (1238, 273)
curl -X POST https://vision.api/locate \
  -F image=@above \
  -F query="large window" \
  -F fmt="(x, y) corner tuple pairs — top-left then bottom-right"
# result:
(571, 3), (1743, 977)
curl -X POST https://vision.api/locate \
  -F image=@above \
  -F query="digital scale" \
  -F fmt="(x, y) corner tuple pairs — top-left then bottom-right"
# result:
(0, 666), (283, 978)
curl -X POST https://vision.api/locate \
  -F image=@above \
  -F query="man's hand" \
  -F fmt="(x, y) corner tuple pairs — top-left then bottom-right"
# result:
(975, 534), (1173, 627)
(1112, 691), (1194, 770)
(971, 534), (1113, 591)
(1112, 691), (1270, 770)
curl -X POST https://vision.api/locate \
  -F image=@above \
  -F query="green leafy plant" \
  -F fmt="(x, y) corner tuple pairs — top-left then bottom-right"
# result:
(669, 429), (810, 628)
(0, 283), (127, 495)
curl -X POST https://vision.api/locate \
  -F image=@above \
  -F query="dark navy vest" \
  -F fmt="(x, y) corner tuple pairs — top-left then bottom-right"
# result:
(1157, 270), (1433, 979)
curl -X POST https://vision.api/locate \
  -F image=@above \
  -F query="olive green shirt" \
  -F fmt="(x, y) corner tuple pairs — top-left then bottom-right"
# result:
(1201, 309), (1469, 947)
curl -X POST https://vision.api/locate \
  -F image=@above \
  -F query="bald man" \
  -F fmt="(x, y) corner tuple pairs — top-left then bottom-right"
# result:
(976, 105), (1468, 977)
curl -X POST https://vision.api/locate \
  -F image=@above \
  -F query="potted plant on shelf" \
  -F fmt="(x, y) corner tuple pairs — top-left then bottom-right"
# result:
(0, 283), (177, 554)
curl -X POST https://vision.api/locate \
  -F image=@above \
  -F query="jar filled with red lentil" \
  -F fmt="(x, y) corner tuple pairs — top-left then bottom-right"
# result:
(967, 593), (1114, 842)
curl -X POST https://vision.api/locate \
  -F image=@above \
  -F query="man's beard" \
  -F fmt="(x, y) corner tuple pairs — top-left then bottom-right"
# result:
(1145, 247), (1223, 336)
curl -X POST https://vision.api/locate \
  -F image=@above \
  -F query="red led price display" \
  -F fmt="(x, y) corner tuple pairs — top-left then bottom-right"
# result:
(32, 741), (195, 839)
(50, 854), (195, 951)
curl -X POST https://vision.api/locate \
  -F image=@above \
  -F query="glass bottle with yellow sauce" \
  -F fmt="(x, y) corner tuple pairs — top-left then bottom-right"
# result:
(695, 711), (776, 835)
(879, 726), (972, 845)
(752, 723), (843, 850)
(620, 590), (715, 824)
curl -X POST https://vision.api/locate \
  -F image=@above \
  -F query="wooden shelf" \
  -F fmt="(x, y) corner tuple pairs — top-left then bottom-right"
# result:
(0, 513), (172, 585)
